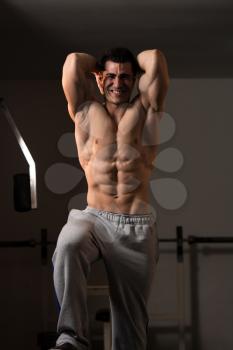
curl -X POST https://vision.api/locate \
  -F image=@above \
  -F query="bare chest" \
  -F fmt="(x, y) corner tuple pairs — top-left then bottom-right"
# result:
(75, 101), (157, 168)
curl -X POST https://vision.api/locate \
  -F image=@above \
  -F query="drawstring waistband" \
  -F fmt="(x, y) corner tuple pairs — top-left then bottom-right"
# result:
(84, 206), (156, 225)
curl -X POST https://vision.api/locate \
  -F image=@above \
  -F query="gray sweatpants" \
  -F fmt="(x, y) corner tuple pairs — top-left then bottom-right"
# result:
(52, 206), (159, 350)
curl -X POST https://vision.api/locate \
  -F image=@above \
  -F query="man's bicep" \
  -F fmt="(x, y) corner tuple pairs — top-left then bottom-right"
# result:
(62, 54), (94, 121)
(138, 50), (169, 111)
(62, 74), (93, 122)
(142, 109), (162, 146)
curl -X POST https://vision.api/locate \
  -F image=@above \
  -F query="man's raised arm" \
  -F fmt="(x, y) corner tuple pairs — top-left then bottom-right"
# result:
(62, 53), (97, 122)
(137, 49), (170, 112)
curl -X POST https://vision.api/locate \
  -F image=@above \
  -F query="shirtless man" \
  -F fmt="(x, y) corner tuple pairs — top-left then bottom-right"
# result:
(51, 47), (169, 350)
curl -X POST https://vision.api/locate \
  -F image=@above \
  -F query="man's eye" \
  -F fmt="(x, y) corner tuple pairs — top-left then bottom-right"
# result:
(121, 74), (130, 79)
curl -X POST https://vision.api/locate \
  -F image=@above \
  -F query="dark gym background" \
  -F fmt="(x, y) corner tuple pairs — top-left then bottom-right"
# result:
(1, 1), (233, 349)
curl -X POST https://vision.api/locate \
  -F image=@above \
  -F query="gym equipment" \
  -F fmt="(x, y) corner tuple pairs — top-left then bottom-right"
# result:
(0, 98), (37, 211)
(1, 226), (233, 350)
(0, 229), (50, 265)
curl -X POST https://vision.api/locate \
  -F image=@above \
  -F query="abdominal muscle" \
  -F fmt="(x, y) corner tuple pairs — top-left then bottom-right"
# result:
(79, 141), (154, 214)
(75, 100), (157, 214)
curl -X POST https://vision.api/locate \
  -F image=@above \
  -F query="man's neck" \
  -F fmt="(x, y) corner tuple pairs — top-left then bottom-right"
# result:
(104, 100), (130, 117)
(104, 101), (119, 116)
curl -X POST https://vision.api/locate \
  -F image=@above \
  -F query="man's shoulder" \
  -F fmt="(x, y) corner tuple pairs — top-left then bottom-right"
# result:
(74, 100), (104, 119)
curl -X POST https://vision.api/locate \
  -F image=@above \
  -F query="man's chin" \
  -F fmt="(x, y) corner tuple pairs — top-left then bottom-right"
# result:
(107, 95), (130, 105)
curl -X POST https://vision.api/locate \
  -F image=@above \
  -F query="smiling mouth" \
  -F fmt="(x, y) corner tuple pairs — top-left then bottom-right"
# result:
(109, 89), (126, 96)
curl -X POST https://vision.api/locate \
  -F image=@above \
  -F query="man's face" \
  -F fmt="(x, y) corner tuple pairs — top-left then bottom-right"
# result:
(101, 61), (135, 105)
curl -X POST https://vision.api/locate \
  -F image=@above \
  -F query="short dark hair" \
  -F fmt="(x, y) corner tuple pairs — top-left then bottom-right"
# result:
(97, 47), (141, 76)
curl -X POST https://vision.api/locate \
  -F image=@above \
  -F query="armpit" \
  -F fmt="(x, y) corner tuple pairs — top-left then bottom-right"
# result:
(74, 100), (93, 133)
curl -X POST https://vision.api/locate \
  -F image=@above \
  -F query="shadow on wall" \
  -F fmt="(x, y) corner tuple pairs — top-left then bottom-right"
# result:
(1, 1), (65, 79)
(148, 326), (180, 350)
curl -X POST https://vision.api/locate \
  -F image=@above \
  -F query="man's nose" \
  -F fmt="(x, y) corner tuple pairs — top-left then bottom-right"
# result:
(113, 76), (122, 87)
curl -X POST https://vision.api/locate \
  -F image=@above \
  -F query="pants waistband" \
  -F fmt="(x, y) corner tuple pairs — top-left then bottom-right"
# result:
(84, 206), (156, 225)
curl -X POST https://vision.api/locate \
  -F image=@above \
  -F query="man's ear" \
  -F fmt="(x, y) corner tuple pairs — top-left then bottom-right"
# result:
(93, 72), (104, 95)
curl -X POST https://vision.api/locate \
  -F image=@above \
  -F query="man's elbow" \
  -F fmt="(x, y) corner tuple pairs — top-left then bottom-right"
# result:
(64, 52), (77, 64)
(63, 53), (78, 75)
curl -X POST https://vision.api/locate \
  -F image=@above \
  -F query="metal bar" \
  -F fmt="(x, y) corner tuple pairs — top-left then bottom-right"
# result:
(189, 244), (200, 350)
(159, 238), (177, 242)
(0, 236), (233, 248)
(1, 236), (233, 248)
(0, 240), (37, 247)
(176, 227), (186, 350)
(158, 236), (233, 244)
(188, 236), (233, 244)
(0, 240), (56, 247)
(177, 262), (186, 350)
(0, 98), (37, 209)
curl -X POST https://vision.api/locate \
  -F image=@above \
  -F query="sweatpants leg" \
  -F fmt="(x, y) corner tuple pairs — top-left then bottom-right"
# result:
(52, 209), (102, 350)
(52, 207), (159, 350)
(85, 207), (159, 350)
